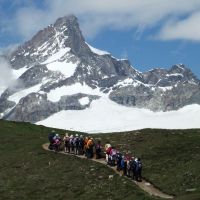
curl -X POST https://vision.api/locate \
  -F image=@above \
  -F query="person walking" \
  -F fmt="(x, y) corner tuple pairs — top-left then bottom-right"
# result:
(63, 133), (70, 153)
(95, 140), (102, 159)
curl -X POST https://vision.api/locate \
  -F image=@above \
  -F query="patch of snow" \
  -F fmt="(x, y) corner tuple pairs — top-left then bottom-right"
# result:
(86, 42), (110, 55)
(36, 41), (48, 52)
(0, 86), (6, 96)
(54, 27), (68, 48)
(24, 52), (30, 56)
(111, 56), (129, 61)
(166, 73), (183, 77)
(115, 78), (134, 87)
(36, 97), (200, 133)
(12, 66), (28, 79)
(79, 97), (90, 105)
(102, 75), (109, 79)
(176, 64), (185, 69)
(42, 47), (71, 64)
(188, 80), (198, 85)
(148, 67), (166, 72)
(8, 84), (42, 104)
(115, 78), (150, 88)
(1, 106), (16, 118)
(47, 83), (104, 102)
(11, 56), (16, 62)
(46, 61), (77, 78)
(158, 86), (173, 91)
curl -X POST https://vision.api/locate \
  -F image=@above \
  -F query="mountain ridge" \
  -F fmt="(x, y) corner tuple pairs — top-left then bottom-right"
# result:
(0, 15), (200, 129)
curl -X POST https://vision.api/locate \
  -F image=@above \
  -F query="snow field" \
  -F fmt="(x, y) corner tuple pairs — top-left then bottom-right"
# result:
(86, 42), (110, 55)
(8, 84), (42, 104)
(79, 97), (90, 105)
(47, 83), (104, 102)
(36, 97), (200, 133)
(46, 61), (77, 78)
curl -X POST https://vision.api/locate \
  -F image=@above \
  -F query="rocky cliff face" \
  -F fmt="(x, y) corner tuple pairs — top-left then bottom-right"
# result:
(109, 65), (200, 111)
(0, 15), (200, 122)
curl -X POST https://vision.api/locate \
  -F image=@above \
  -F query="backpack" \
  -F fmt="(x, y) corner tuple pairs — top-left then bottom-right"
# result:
(88, 139), (94, 148)
(75, 137), (79, 147)
(106, 147), (112, 155)
(70, 138), (74, 146)
(64, 136), (69, 143)
(137, 161), (142, 170)
(95, 144), (101, 150)
(116, 153), (122, 162)
(111, 149), (117, 156)
(78, 138), (84, 147)
(48, 133), (55, 142)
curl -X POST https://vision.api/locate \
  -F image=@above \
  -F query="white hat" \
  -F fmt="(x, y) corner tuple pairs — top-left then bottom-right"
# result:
(75, 134), (78, 137)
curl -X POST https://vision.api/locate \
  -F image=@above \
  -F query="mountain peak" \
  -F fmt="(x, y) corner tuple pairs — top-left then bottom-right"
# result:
(170, 64), (187, 72)
(1, 15), (200, 125)
(54, 15), (78, 28)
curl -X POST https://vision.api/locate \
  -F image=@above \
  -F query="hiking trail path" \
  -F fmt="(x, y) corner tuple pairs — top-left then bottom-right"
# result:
(42, 143), (174, 199)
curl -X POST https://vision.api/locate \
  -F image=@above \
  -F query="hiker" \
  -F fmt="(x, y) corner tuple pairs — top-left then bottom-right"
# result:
(116, 152), (123, 171)
(78, 135), (84, 155)
(84, 137), (89, 156)
(69, 135), (74, 154)
(48, 130), (55, 150)
(109, 147), (118, 166)
(53, 133), (61, 152)
(121, 156), (127, 176)
(105, 143), (112, 164)
(105, 142), (111, 152)
(63, 133), (70, 153)
(127, 157), (135, 178)
(74, 134), (79, 155)
(124, 151), (132, 162)
(135, 158), (142, 181)
(95, 140), (102, 159)
(86, 137), (94, 158)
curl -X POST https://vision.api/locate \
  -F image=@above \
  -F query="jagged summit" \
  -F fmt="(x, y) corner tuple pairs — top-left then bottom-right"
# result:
(0, 15), (200, 126)
(54, 15), (78, 27)
(9, 15), (89, 70)
(142, 64), (199, 86)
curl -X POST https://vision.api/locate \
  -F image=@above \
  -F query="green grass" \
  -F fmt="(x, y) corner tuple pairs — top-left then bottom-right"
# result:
(92, 129), (200, 200)
(1, 119), (200, 200)
(0, 120), (158, 200)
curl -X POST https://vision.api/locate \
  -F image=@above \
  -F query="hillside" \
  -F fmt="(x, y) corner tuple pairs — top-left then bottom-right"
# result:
(0, 120), (200, 199)
(0, 120), (157, 200)
(93, 129), (200, 200)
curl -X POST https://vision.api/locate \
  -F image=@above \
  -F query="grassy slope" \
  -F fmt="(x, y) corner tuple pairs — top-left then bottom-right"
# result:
(93, 129), (200, 200)
(0, 120), (157, 200)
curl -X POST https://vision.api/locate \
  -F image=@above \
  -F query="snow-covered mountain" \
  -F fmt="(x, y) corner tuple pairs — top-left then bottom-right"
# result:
(0, 15), (200, 132)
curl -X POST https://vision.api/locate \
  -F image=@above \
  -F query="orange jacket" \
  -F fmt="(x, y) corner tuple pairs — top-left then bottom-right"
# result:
(86, 139), (94, 149)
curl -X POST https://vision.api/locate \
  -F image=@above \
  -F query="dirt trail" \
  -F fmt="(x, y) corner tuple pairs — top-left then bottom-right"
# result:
(42, 143), (174, 199)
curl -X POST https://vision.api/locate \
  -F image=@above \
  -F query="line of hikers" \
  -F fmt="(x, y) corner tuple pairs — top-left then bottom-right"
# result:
(48, 130), (142, 182)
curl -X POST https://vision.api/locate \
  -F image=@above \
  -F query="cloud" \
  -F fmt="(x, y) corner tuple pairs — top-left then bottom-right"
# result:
(0, 57), (14, 87)
(43, 0), (200, 38)
(1, 0), (200, 42)
(158, 12), (200, 41)
(15, 6), (50, 39)
(0, 56), (24, 96)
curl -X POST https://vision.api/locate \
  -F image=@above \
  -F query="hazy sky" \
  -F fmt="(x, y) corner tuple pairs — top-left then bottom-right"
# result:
(0, 0), (200, 78)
